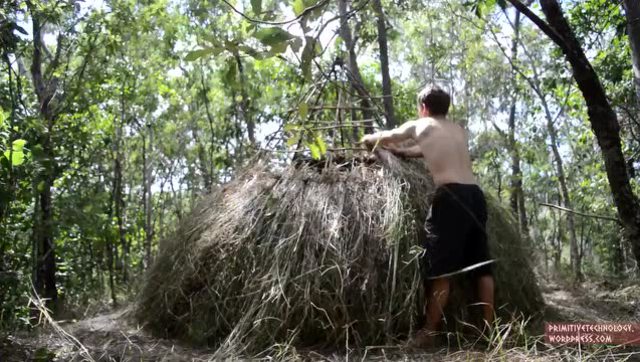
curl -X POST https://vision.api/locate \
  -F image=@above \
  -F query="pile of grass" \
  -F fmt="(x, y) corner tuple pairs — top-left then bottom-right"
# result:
(135, 152), (543, 354)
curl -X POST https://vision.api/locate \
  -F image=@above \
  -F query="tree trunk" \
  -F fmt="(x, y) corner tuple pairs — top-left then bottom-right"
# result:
(198, 65), (219, 178)
(30, 10), (58, 311)
(546, 111), (581, 280)
(235, 54), (255, 146)
(338, 0), (375, 133)
(371, 0), (395, 129)
(553, 205), (562, 270)
(107, 160), (119, 306)
(510, 0), (640, 268)
(1, 54), (17, 262)
(623, 0), (640, 107)
(143, 124), (153, 268)
(116, 83), (128, 283)
(506, 9), (529, 236)
(34, 145), (57, 308)
(191, 123), (213, 190)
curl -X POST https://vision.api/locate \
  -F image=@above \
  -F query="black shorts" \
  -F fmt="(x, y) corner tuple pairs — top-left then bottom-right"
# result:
(421, 183), (493, 279)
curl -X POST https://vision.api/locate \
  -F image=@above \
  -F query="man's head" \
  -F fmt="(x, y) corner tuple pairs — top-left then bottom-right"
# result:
(417, 85), (450, 118)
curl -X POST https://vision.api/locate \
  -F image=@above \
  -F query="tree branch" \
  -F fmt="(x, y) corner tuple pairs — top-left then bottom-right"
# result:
(539, 203), (621, 224)
(504, 0), (565, 47)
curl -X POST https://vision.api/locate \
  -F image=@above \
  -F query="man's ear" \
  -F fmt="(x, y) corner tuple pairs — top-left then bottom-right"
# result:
(419, 104), (429, 117)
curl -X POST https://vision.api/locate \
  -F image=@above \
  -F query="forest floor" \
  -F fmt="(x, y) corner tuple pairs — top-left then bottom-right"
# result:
(2, 277), (640, 361)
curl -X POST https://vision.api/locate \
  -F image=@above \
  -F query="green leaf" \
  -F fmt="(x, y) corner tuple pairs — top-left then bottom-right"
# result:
(12, 139), (26, 151)
(301, 37), (316, 81)
(315, 135), (326, 155)
(292, 0), (305, 16)
(474, 3), (482, 17)
(284, 123), (298, 132)
(4, 150), (24, 166)
(254, 27), (296, 47)
(269, 41), (289, 54)
(185, 47), (221, 61)
(239, 45), (268, 59)
(251, 0), (262, 14)
(286, 135), (300, 147)
(290, 37), (303, 52)
(298, 103), (308, 120)
(308, 143), (320, 160)
(225, 57), (238, 86)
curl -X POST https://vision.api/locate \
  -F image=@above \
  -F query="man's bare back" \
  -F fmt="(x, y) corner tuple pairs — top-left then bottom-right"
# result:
(413, 117), (476, 186)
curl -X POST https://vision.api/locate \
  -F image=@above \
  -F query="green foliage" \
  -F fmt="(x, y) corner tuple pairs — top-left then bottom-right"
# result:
(2, 139), (28, 166)
(184, 47), (222, 61)
(251, 0), (262, 15)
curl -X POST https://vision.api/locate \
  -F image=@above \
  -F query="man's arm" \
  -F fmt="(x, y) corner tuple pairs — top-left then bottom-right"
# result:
(360, 121), (417, 148)
(384, 144), (423, 158)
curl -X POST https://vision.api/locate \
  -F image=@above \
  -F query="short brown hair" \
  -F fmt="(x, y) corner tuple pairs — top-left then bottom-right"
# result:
(417, 85), (450, 116)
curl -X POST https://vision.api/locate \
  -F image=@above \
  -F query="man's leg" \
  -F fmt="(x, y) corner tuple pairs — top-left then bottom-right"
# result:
(413, 277), (450, 347)
(476, 274), (495, 329)
(424, 277), (450, 332)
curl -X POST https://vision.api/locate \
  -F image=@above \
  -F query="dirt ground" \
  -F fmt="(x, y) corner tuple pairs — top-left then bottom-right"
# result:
(1, 279), (640, 361)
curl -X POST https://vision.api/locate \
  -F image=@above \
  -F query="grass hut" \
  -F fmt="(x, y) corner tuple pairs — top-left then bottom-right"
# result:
(135, 152), (543, 354)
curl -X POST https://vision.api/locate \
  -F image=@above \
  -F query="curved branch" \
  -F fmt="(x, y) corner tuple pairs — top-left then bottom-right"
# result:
(505, 0), (565, 47)
(539, 203), (621, 224)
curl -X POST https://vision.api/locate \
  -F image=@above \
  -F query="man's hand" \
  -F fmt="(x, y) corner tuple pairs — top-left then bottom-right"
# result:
(359, 134), (379, 151)
(359, 121), (419, 152)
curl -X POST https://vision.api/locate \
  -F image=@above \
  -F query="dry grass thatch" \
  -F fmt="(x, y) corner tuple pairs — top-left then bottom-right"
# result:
(135, 151), (544, 355)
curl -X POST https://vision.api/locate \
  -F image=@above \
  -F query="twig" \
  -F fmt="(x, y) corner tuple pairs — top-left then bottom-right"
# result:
(306, 119), (375, 125)
(287, 106), (378, 112)
(539, 203), (620, 223)
(29, 283), (96, 361)
(260, 147), (368, 153)
(309, 124), (364, 131)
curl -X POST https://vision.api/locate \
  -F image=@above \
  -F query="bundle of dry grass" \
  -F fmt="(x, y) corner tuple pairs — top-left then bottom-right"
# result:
(135, 152), (543, 354)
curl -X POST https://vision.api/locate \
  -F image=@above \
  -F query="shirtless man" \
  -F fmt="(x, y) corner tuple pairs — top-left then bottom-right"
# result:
(361, 85), (495, 347)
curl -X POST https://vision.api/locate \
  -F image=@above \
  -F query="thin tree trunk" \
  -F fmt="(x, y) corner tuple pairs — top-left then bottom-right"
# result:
(107, 162), (118, 306)
(35, 152), (57, 306)
(199, 65), (222, 169)
(623, 0), (640, 107)
(1, 55), (17, 263)
(554, 205), (562, 270)
(613, 232), (625, 275)
(235, 54), (255, 146)
(116, 83), (128, 283)
(338, 0), (375, 133)
(543, 101), (580, 280)
(30, 10), (58, 311)
(143, 123), (153, 268)
(506, 9), (529, 236)
(371, 0), (395, 129)
(507, 0), (640, 274)
(191, 124), (213, 190)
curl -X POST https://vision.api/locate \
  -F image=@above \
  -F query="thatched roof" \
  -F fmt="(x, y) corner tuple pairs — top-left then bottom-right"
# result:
(135, 152), (543, 354)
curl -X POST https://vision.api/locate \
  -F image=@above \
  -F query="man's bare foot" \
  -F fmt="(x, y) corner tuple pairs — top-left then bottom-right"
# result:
(407, 328), (437, 349)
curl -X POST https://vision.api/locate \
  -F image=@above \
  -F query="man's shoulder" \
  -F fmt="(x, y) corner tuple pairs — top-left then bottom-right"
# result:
(410, 117), (440, 130)
(414, 117), (437, 124)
